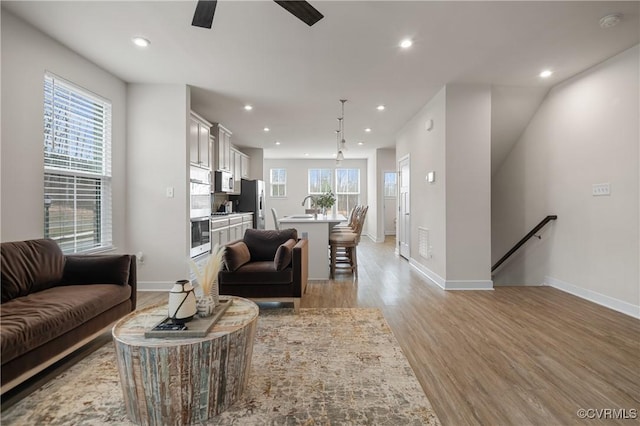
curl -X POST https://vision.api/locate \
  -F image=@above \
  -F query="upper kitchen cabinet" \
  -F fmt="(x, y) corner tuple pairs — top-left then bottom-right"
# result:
(190, 112), (212, 170)
(212, 123), (232, 171)
(240, 152), (250, 179)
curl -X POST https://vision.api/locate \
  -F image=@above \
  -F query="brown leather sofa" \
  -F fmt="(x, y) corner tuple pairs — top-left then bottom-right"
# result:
(0, 239), (137, 393)
(219, 229), (308, 311)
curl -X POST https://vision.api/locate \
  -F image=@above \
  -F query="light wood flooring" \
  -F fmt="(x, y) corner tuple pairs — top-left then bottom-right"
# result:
(3, 237), (639, 425)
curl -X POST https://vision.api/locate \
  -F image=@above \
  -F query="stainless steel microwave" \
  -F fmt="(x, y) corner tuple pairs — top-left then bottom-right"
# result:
(214, 170), (234, 193)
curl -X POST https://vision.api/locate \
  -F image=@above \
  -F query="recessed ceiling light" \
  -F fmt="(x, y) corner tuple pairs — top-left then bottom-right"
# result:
(274, 141), (281, 145)
(539, 70), (553, 78)
(376, 105), (385, 111)
(364, 128), (372, 133)
(263, 127), (270, 132)
(132, 37), (150, 48)
(304, 153), (309, 157)
(358, 142), (364, 146)
(599, 13), (622, 29)
(244, 105), (253, 111)
(332, 153), (337, 157)
(400, 38), (413, 49)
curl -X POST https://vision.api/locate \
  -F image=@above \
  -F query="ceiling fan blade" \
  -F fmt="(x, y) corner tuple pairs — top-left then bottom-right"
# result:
(192, 0), (217, 29)
(273, 1), (324, 26)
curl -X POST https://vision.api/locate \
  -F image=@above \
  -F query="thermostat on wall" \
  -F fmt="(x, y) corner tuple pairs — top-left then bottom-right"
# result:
(425, 119), (434, 131)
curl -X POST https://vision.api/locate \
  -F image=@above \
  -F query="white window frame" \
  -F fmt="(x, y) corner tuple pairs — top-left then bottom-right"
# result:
(307, 168), (333, 195)
(335, 168), (360, 216)
(270, 168), (287, 197)
(44, 72), (112, 254)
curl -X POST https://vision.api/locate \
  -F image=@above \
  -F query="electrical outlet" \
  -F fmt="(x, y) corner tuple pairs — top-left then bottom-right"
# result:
(592, 183), (611, 196)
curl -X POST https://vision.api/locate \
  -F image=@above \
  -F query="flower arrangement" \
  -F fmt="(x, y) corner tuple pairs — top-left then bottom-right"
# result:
(315, 191), (336, 210)
(189, 244), (225, 315)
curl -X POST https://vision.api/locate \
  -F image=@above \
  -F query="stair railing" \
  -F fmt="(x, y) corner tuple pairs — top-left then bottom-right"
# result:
(492, 215), (557, 273)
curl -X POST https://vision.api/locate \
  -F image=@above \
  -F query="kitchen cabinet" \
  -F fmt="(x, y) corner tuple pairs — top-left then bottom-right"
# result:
(230, 148), (242, 195)
(211, 218), (230, 247)
(242, 214), (254, 234)
(212, 123), (232, 172)
(228, 216), (243, 241)
(240, 154), (250, 179)
(190, 112), (211, 169)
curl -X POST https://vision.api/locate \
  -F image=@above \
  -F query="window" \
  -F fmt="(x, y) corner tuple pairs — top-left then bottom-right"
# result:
(308, 169), (332, 194)
(270, 168), (287, 197)
(384, 172), (397, 197)
(44, 73), (112, 253)
(335, 168), (360, 217)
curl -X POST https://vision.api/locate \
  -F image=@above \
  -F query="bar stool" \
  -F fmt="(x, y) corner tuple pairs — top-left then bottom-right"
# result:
(329, 206), (367, 278)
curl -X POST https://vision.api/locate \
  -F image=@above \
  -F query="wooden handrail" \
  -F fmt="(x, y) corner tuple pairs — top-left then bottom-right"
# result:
(492, 215), (557, 273)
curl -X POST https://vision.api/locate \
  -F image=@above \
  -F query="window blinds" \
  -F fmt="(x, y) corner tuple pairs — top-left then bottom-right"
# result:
(44, 73), (112, 253)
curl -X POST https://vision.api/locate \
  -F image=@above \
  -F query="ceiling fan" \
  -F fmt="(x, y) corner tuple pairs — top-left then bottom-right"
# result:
(192, 0), (324, 29)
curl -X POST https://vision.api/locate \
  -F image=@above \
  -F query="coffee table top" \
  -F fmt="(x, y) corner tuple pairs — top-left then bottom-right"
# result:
(112, 296), (258, 347)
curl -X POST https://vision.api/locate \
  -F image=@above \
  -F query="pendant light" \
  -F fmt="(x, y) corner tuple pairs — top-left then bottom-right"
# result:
(335, 99), (347, 165)
(335, 128), (343, 165)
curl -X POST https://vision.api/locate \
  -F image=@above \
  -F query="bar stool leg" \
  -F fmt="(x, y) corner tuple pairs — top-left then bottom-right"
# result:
(352, 245), (358, 278)
(330, 243), (336, 278)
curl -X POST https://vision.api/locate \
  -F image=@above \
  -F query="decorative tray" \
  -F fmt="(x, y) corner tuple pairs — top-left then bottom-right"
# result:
(144, 298), (232, 338)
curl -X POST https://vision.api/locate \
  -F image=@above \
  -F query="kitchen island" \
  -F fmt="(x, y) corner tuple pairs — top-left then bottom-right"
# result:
(278, 214), (346, 280)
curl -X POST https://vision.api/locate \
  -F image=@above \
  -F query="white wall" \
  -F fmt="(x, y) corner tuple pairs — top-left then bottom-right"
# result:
(366, 154), (378, 241)
(263, 159), (368, 230)
(0, 11), (127, 249)
(492, 45), (639, 317)
(396, 85), (493, 289)
(445, 85), (492, 282)
(396, 87), (448, 279)
(373, 148), (396, 241)
(126, 84), (190, 287)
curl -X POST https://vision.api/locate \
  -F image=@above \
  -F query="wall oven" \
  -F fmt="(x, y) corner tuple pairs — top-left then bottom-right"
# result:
(190, 217), (211, 258)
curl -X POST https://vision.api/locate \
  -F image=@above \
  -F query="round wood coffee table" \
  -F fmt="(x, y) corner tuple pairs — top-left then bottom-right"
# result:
(112, 296), (259, 425)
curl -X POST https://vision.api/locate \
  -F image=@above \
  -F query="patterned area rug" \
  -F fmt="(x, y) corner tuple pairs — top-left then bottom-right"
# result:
(3, 308), (440, 425)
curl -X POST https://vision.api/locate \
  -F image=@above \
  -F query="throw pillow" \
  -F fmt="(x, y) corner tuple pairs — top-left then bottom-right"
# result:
(274, 239), (296, 271)
(224, 241), (251, 271)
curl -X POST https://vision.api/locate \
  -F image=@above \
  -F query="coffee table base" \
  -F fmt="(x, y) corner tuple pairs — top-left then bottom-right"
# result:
(112, 298), (258, 425)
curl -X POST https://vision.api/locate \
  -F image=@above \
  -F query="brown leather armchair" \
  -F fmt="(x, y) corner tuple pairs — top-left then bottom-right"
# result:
(218, 229), (308, 312)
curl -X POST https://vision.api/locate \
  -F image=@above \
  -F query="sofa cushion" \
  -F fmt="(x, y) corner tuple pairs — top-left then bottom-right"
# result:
(1, 239), (65, 303)
(243, 228), (298, 261)
(274, 239), (296, 271)
(219, 261), (293, 285)
(0, 284), (132, 364)
(62, 255), (131, 286)
(224, 241), (251, 272)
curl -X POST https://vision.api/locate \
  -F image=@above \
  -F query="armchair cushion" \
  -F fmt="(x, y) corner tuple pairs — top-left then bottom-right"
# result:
(274, 239), (296, 271)
(224, 241), (251, 272)
(243, 228), (298, 261)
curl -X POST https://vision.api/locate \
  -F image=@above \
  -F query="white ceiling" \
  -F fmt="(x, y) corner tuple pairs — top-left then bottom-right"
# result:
(4, 1), (639, 165)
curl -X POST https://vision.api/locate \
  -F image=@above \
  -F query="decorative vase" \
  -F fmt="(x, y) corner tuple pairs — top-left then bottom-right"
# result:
(168, 279), (197, 324)
(196, 294), (216, 317)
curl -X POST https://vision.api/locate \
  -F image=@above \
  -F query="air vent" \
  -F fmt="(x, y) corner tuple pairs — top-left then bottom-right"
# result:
(418, 227), (430, 259)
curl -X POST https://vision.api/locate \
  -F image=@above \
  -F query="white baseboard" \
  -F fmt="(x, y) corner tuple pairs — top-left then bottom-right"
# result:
(544, 276), (640, 319)
(138, 281), (174, 291)
(366, 233), (385, 243)
(410, 259), (494, 290)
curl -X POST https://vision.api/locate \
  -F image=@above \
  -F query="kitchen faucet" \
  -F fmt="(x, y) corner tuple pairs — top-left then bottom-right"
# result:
(301, 195), (316, 207)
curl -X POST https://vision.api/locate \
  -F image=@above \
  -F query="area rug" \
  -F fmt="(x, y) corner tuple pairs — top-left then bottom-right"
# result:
(2, 308), (440, 425)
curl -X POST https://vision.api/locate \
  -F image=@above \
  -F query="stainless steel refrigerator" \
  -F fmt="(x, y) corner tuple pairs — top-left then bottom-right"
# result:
(230, 179), (265, 229)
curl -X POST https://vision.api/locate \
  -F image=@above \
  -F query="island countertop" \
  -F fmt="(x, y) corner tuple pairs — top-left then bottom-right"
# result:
(278, 214), (346, 223)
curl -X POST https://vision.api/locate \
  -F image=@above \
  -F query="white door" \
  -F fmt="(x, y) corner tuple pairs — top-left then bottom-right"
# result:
(398, 156), (410, 259)
(383, 171), (397, 235)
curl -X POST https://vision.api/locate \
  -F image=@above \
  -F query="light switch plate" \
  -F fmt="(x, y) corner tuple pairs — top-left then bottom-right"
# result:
(592, 183), (611, 196)
(166, 186), (174, 198)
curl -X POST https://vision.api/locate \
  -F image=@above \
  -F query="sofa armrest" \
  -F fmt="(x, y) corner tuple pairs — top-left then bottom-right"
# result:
(62, 254), (137, 309)
(292, 239), (308, 297)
